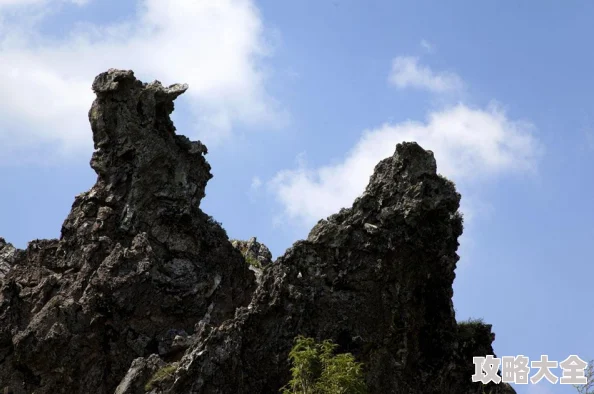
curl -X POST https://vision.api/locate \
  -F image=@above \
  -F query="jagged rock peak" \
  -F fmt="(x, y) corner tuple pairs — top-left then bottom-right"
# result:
(80, 69), (210, 237)
(0, 69), (255, 394)
(230, 237), (273, 267)
(0, 68), (514, 394)
(146, 141), (512, 394)
(0, 238), (18, 280)
(231, 237), (273, 285)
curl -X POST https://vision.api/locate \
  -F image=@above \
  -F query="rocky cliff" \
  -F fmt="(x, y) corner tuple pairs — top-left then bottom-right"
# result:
(0, 69), (514, 394)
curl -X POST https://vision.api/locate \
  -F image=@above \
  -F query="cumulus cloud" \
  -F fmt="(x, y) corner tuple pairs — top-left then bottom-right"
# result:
(389, 56), (463, 93)
(0, 0), (285, 161)
(269, 103), (542, 227)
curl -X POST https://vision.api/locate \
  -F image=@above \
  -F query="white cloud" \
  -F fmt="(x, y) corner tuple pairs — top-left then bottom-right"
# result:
(389, 56), (463, 93)
(420, 39), (434, 53)
(0, 0), (285, 161)
(250, 176), (262, 191)
(268, 103), (542, 227)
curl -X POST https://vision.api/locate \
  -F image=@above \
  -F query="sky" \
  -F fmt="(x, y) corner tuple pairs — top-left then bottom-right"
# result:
(0, 1), (592, 393)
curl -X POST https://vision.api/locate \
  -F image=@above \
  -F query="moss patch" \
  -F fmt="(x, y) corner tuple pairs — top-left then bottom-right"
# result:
(145, 363), (178, 391)
(245, 255), (263, 269)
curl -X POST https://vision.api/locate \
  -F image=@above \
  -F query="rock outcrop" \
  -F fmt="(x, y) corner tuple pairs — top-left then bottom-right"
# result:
(0, 238), (18, 280)
(150, 142), (514, 394)
(0, 69), (514, 394)
(0, 69), (255, 394)
(231, 237), (273, 268)
(231, 237), (273, 284)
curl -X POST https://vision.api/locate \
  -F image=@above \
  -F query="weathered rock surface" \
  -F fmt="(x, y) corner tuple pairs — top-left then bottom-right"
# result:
(231, 237), (273, 284)
(231, 237), (273, 267)
(452, 320), (515, 393)
(0, 238), (19, 280)
(0, 69), (514, 394)
(144, 143), (515, 394)
(0, 69), (255, 394)
(114, 354), (167, 394)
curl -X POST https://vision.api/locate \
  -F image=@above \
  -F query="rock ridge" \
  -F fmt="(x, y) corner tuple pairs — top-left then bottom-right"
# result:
(0, 69), (514, 394)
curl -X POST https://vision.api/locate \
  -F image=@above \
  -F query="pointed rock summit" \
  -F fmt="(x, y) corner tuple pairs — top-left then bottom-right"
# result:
(0, 69), (255, 394)
(0, 70), (514, 394)
(155, 142), (513, 394)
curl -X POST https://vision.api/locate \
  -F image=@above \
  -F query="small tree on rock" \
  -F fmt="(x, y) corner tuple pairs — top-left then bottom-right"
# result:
(281, 336), (367, 394)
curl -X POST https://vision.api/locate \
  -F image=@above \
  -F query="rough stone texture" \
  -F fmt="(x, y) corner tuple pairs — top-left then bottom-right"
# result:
(114, 354), (166, 394)
(0, 238), (19, 280)
(231, 237), (273, 267)
(231, 237), (273, 284)
(0, 69), (255, 394)
(147, 143), (515, 394)
(451, 320), (516, 393)
(0, 69), (514, 394)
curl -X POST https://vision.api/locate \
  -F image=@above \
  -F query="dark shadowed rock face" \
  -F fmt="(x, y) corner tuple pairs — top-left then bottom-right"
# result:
(147, 143), (515, 394)
(0, 69), (514, 394)
(0, 69), (255, 394)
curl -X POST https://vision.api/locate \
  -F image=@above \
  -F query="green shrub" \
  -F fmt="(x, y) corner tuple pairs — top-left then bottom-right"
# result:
(245, 255), (263, 269)
(280, 336), (367, 394)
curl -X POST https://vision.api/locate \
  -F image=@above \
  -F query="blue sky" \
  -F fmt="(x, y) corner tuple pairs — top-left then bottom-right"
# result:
(0, 1), (592, 393)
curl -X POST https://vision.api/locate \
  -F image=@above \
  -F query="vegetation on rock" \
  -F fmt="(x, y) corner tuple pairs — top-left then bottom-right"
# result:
(280, 336), (367, 394)
(245, 255), (263, 269)
(145, 364), (178, 392)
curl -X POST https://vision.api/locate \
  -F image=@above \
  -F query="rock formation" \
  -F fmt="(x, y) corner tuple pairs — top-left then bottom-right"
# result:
(231, 237), (273, 284)
(0, 69), (514, 394)
(0, 69), (255, 394)
(147, 142), (514, 394)
(0, 238), (18, 280)
(231, 237), (273, 268)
